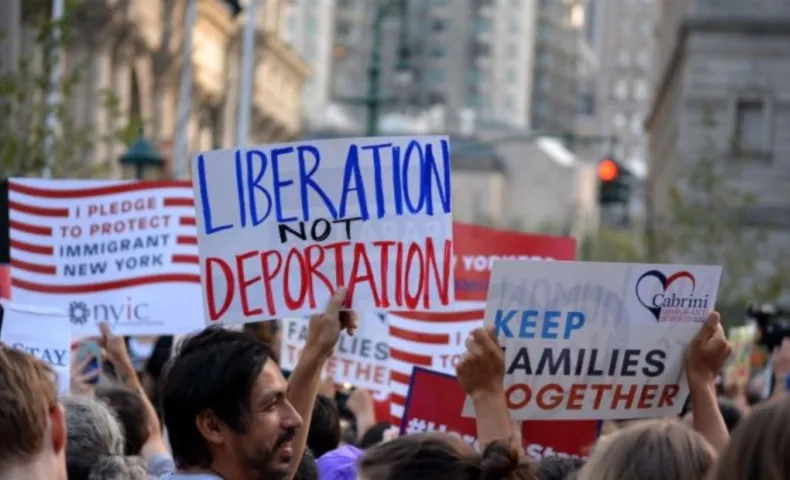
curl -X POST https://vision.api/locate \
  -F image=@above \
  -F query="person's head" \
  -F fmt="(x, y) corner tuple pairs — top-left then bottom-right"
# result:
(307, 394), (341, 457)
(161, 326), (302, 479)
(62, 394), (147, 480)
(358, 422), (393, 449)
(577, 419), (715, 480)
(95, 385), (150, 455)
(359, 433), (538, 480)
(539, 456), (585, 480)
(0, 345), (67, 479)
(705, 396), (790, 480)
(682, 397), (742, 433)
(293, 449), (319, 480)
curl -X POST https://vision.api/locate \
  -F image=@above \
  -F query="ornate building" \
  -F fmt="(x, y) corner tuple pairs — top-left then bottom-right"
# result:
(1, 0), (309, 178)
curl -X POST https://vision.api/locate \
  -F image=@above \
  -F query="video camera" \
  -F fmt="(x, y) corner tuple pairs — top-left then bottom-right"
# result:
(746, 303), (790, 351)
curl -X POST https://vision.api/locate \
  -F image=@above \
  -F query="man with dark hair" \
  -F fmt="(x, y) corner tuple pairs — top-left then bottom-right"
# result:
(0, 345), (67, 479)
(306, 395), (341, 458)
(96, 385), (150, 455)
(159, 288), (357, 480)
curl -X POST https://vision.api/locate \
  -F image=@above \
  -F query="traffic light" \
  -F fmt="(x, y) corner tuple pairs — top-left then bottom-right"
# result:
(597, 157), (632, 205)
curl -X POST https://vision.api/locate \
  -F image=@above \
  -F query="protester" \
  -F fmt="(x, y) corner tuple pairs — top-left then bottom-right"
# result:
(358, 422), (394, 449)
(316, 444), (363, 480)
(62, 394), (148, 479)
(576, 420), (715, 480)
(306, 394), (341, 458)
(359, 435), (538, 480)
(0, 345), (68, 480)
(158, 288), (356, 480)
(538, 457), (585, 480)
(705, 395), (790, 480)
(96, 385), (150, 456)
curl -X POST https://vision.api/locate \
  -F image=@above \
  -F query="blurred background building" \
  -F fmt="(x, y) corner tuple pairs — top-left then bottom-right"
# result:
(646, 0), (790, 299)
(1, 0), (308, 178)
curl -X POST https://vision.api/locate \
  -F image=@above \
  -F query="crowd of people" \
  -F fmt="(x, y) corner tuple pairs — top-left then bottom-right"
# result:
(2, 288), (790, 480)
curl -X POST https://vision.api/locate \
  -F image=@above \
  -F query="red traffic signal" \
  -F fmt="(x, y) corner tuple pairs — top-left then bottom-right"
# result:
(597, 158), (619, 182)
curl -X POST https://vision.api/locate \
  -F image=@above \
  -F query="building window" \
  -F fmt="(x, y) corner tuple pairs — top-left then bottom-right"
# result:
(613, 111), (627, 129)
(613, 80), (628, 100)
(506, 69), (517, 84)
(336, 20), (351, 36)
(511, 0), (520, 6)
(734, 99), (765, 152)
(638, 20), (651, 37)
(427, 67), (447, 83)
(510, 18), (519, 33)
(507, 43), (518, 56)
(630, 113), (643, 134)
(432, 18), (447, 31)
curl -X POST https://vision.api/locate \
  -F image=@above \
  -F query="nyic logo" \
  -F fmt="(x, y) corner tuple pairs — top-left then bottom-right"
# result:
(68, 299), (150, 326)
(635, 270), (709, 321)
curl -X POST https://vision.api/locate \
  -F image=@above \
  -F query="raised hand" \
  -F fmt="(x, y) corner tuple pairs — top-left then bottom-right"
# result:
(305, 287), (359, 359)
(685, 311), (731, 387)
(456, 328), (505, 399)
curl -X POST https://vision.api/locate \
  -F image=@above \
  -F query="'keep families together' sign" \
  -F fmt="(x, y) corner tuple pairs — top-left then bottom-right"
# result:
(464, 261), (722, 421)
(192, 136), (454, 325)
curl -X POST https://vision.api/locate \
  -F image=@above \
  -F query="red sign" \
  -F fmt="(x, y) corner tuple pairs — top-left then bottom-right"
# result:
(401, 367), (599, 461)
(0, 265), (10, 299)
(452, 223), (576, 302)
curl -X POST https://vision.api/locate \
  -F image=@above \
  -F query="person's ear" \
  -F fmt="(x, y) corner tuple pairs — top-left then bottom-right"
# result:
(50, 403), (67, 454)
(196, 410), (226, 445)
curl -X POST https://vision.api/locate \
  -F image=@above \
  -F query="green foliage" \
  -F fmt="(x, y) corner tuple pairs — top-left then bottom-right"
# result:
(0, 0), (143, 179)
(580, 228), (643, 262)
(651, 104), (788, 305)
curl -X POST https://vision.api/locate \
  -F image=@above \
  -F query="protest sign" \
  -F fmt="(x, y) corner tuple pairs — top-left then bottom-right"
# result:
(280, 311), (389, 391)
(725, 325), (756, 387)
(7, 179), (203, 336)
(463, 261), (722, 421)
(452, 223), (576, 302)
(0, 300), (71, 394)
(191, 136), (454, 325)
(402, 367), (599, 460)
(389, 224), (577, 422)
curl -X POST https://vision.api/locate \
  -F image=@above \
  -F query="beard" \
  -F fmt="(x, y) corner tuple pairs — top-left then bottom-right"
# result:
(246, 428), (296, 480)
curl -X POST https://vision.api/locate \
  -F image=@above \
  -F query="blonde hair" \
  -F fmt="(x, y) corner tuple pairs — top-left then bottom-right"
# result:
(577, 420), (715, 480)
(706, 396), (790, 480)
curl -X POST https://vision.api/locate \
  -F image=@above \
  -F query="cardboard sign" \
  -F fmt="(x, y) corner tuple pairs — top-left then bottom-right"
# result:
(402, 367), (599, 461)
(7, 179), (203, 336)
(191, 136), (454, 325)
(280, 312), (389, 391)
(464, 261), (722, 420)
(388, 226), (579, 423)
(0, 300), (71, 394)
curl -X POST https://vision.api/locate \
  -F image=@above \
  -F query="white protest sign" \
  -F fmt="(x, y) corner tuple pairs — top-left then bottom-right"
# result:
(8, 179), (204, 336)
(0, 300), (71, 394)
(280, 312), (390, 391)
(191, 136), (454, 326)
(463, 261), (722, 421)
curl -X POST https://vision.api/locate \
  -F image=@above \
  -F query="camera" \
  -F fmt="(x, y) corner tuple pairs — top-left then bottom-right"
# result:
(746, 303), (790, 351)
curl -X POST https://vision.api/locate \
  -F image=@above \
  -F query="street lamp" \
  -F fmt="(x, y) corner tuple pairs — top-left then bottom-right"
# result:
(334, 0), (410, 136)
(119, 136), (166, 180)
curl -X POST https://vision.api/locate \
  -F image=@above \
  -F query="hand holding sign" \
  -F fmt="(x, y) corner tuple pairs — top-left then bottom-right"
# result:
(456, 328), (505, 400)
(685, 312), (731, 387)
(306, 287), (358, 359)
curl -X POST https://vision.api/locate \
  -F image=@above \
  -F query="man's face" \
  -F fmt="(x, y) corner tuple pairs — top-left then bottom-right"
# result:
(229, 359), (303, 480)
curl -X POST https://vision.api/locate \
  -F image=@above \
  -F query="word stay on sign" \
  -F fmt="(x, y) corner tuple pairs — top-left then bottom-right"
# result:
(191, 135), (455, 324)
